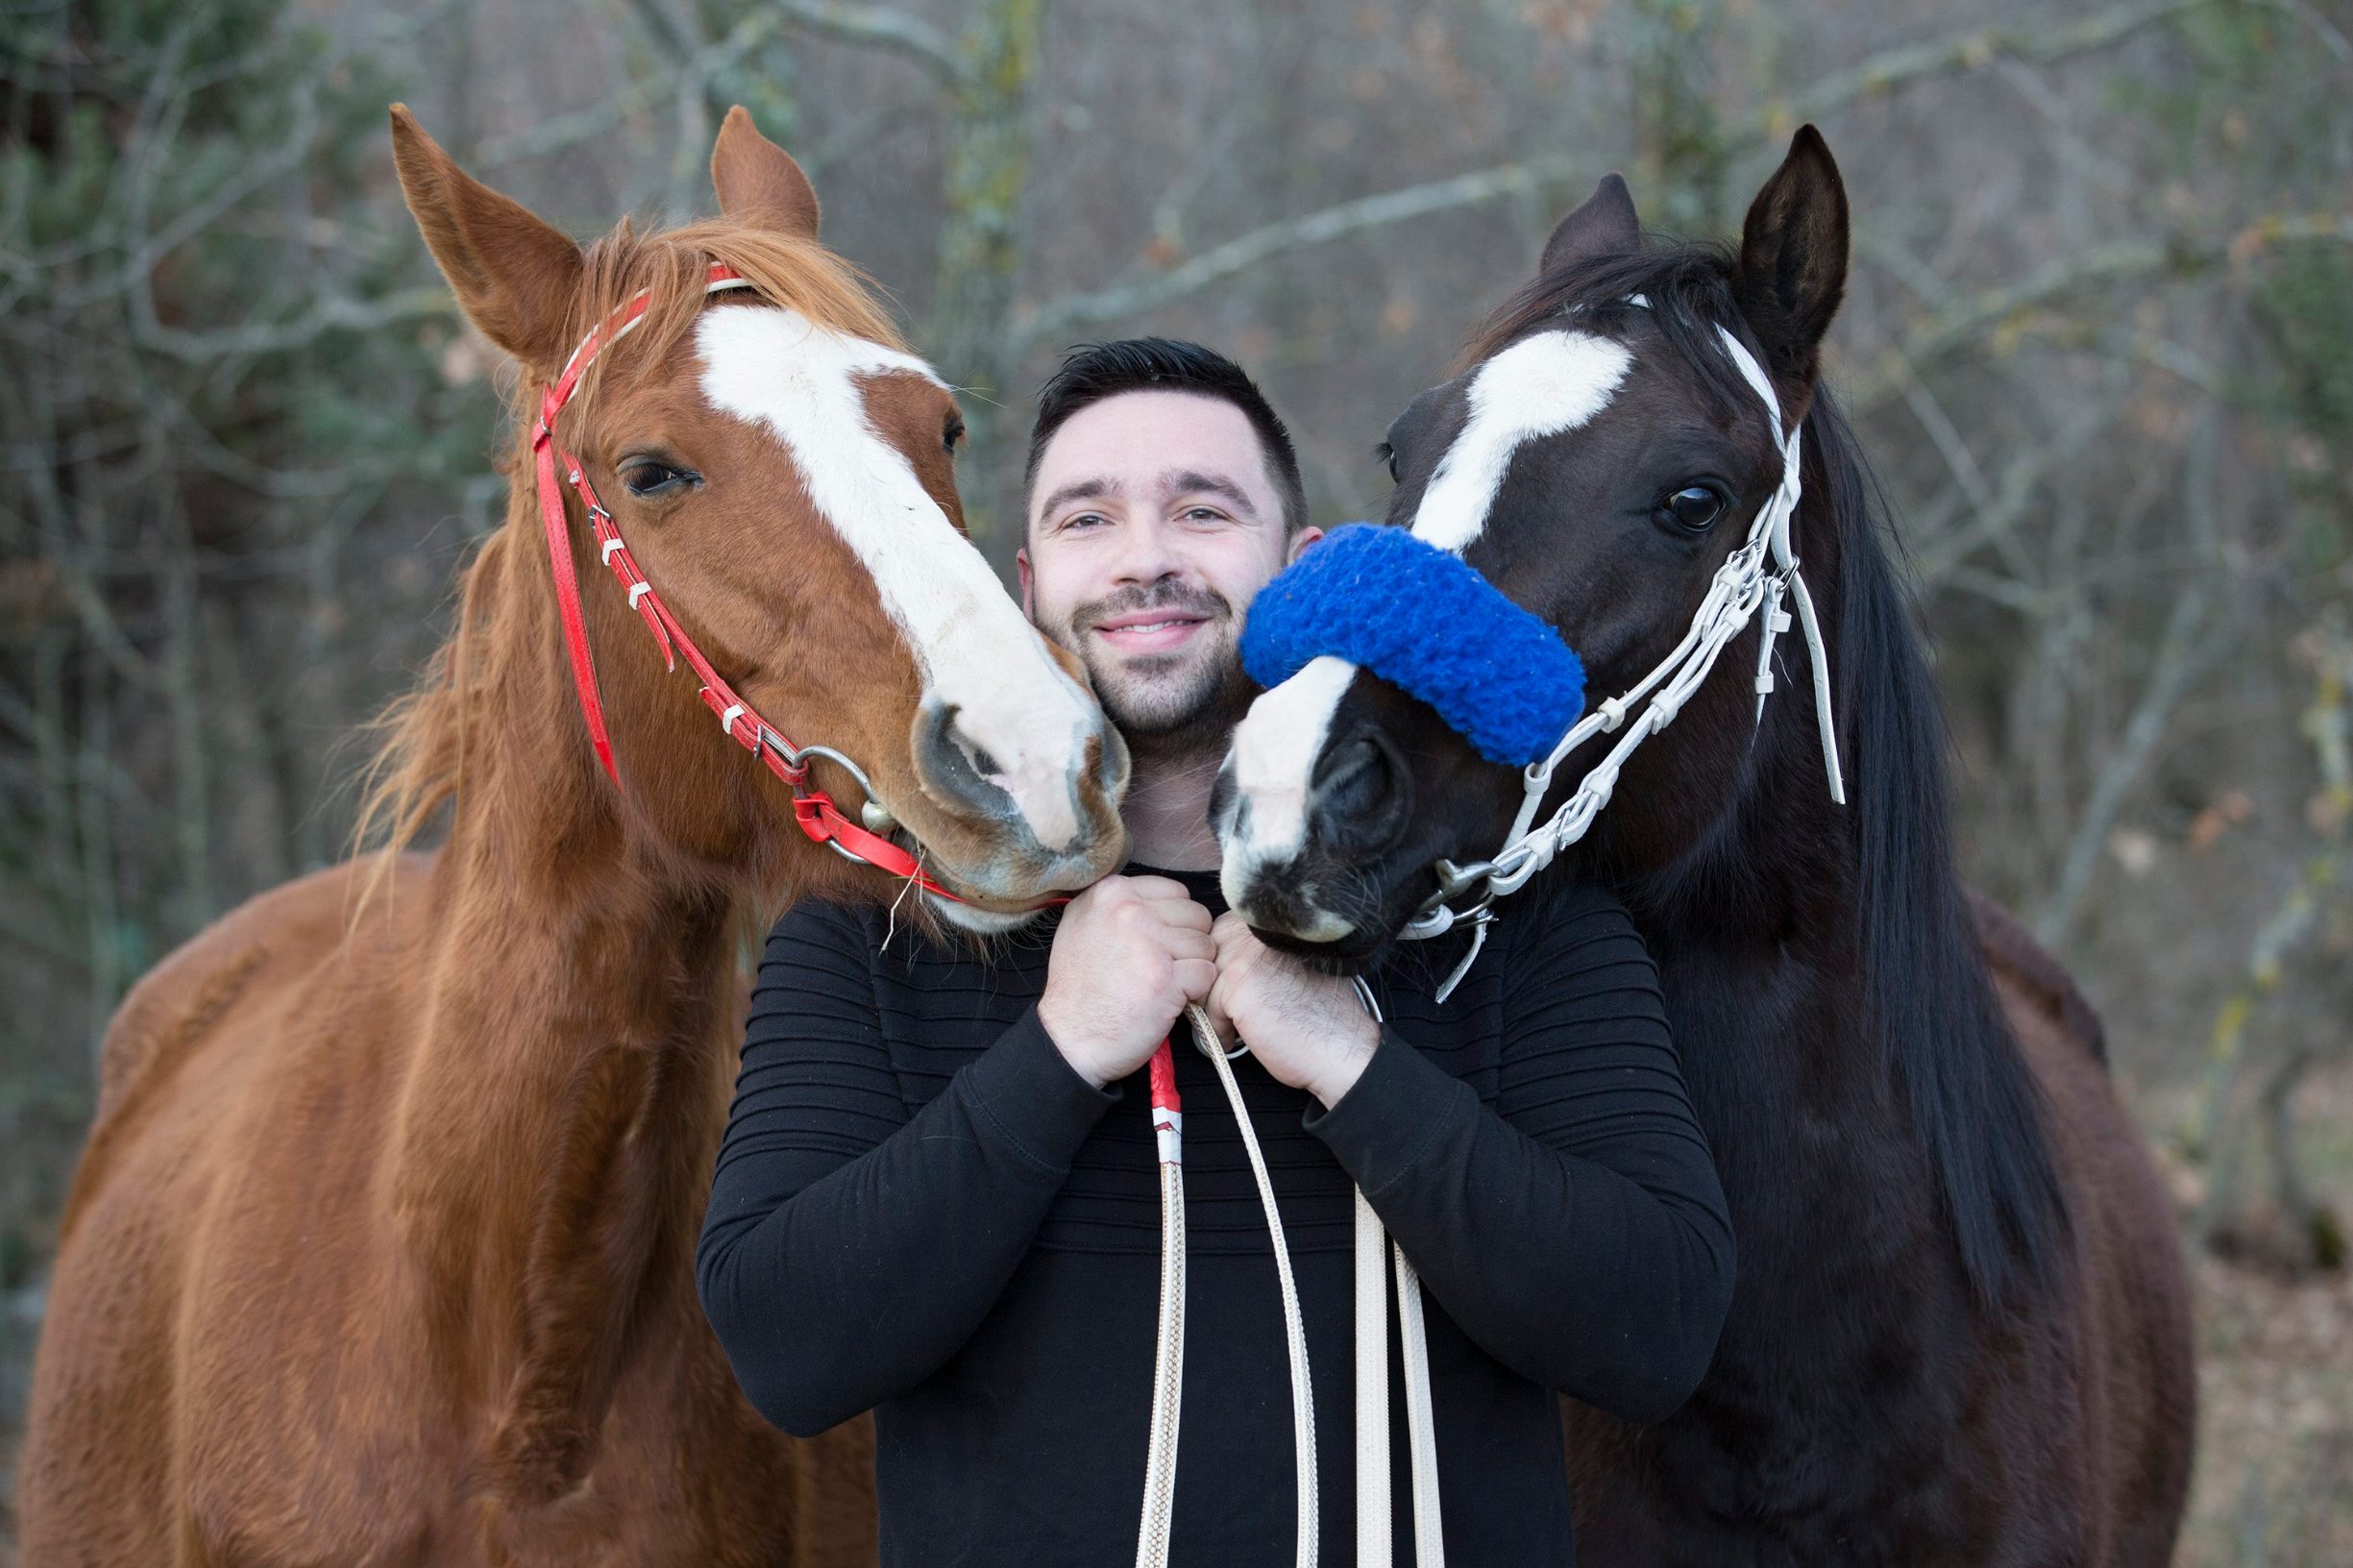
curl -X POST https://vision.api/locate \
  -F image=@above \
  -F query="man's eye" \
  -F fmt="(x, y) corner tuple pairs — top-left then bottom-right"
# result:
(1062, 512), (1106, 531)
(1183, 506), (1227, 524)
(623, 461), (697, 499)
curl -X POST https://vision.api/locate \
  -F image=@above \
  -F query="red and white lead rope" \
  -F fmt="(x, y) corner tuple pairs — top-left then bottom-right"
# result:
(1136, 994), (1444, 1568)
(529, 262), (952, 896)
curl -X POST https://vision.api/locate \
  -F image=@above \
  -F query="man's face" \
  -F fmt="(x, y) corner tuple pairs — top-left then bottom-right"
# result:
(1019, 390), (1318, 747)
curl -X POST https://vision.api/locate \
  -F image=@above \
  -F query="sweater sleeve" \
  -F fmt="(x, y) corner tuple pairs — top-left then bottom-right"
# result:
(696, 902), (1118, 1437)
(1301, 885), (1734, 1425)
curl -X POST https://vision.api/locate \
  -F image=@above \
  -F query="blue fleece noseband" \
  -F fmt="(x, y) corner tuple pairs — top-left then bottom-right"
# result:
(1240, 524), (1584, 767)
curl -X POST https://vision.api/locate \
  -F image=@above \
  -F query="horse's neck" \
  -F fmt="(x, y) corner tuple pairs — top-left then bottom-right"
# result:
(395, 795), (739, 1286)
(1628, 794), (1982, 1381)
(380, 614), (759, 1475)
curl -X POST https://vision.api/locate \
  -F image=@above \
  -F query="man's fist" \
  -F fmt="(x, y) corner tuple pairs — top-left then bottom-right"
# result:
(1039, 876), (1217, 1089)
(1204, 913), (1379, 1109)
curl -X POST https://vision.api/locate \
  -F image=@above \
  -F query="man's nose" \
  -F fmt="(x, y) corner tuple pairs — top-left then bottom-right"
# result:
(1107, 512), (1183, 585)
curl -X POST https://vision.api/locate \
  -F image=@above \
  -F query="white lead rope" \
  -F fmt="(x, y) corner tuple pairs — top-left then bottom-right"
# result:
(1136, 996), (1443, 1568)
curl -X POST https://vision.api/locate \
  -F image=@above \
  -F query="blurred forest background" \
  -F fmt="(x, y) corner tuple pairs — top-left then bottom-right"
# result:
(2, 0), (2349, 1560)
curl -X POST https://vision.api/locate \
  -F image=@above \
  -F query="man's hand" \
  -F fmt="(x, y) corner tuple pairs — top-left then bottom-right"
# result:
(1205, 913), (1379, 1110)
(1039, 876), (1217, 1089)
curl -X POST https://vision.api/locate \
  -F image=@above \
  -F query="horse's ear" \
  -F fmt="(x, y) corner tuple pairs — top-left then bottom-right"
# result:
(1538, 173), (1640, 278)
(1733, 125), (1849, 382)
(711, 106), (821, 240)
(390, 105), (581, 376)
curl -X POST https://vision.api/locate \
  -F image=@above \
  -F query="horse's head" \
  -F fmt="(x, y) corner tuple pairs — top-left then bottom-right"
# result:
(1218, 129), (1850, 961)
(390, 107), (1126, 923)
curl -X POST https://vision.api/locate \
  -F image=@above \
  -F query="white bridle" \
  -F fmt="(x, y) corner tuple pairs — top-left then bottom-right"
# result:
(1400, 309), (1847, 1001)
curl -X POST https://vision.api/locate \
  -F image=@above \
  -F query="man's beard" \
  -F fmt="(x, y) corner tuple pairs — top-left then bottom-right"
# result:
(1050, 581), (1255, 760)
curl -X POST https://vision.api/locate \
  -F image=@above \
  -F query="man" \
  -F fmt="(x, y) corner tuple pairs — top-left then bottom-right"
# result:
(698, 340), (1734, 1565)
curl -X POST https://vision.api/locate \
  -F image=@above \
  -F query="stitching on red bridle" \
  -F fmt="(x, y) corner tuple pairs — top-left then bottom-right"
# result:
(527, 262), (954, 897)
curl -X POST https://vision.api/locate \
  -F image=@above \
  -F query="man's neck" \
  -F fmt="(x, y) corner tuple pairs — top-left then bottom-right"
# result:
(1119, 739), (1227, 871)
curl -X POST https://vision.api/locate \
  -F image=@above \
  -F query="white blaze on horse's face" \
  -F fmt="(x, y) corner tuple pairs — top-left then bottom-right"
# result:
(697, 307), (1096, 853)
(1407, 329), (1632, 550)
(1219, 328), (1630, 939)
(1218, 653), (1360, 939)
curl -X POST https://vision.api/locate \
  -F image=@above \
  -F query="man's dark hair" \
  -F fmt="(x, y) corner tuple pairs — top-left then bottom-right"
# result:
(1024, 337), (1309, 534)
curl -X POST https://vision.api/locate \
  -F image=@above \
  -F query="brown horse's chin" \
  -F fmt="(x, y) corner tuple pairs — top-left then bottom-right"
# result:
(911, 824), (1129, 927)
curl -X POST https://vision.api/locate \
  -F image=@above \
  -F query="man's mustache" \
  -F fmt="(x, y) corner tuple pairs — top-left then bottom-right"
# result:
(1076, 582), (1232, 632)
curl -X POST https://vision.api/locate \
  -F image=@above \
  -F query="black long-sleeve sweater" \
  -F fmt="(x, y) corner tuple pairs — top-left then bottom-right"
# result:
(697, 870), (1732, 1566)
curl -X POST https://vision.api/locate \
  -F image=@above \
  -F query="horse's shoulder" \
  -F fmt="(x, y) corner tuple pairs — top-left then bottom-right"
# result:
(1965, 887), (2108, 1069)
(77, 855), (432, 1190)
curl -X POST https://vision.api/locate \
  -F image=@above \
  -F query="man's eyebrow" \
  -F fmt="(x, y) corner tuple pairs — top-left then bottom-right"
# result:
(1039, 477), (1119, 518)
(1162, 470), (1259, 518)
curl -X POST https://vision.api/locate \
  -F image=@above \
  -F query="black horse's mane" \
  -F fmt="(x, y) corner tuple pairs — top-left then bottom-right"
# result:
(1471, 241), (2069, 1309)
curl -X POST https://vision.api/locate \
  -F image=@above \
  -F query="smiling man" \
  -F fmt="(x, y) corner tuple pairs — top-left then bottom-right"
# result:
(698, 339), (1736, 1566)
(1018, 342), (1318, 870)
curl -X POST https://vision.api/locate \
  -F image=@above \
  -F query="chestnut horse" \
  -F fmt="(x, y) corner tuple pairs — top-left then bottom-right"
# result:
(1217, 131), (2194, 1564)
(19, 107), (1127, 1565)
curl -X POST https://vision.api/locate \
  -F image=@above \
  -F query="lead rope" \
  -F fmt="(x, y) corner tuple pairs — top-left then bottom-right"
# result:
(1136, 992), (1442, 1568)
(1349, 980), (1444, 1568)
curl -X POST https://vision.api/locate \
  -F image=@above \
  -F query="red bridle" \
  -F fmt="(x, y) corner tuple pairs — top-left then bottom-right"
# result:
(528, 263), (948, 896)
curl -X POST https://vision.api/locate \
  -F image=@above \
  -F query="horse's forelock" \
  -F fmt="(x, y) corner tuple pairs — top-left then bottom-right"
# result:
(550, 218), (910, 429)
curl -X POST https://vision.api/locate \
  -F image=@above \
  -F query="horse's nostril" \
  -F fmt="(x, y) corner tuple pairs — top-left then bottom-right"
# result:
(916, 702), (1015, 816)
(1315, 733), (1407, 841)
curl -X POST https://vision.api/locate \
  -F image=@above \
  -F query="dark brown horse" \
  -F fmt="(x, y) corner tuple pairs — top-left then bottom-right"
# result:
(19, 107), (1126, 1564)
(1217, 129), (2194, 1565)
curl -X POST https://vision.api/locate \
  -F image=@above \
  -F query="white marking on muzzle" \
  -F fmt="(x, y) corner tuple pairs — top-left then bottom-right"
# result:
(1409, 329), (1631, 551)
(697, 309), (1095, 850)
(1220, 654), (1359, 936)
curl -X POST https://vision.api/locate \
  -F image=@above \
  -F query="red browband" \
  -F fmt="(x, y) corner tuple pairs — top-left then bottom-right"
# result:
(527, 263), (951, 896)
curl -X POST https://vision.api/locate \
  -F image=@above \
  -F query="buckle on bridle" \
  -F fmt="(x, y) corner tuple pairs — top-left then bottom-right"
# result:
(1401, 857), (1502, 940)
(758, 736), (902, 858)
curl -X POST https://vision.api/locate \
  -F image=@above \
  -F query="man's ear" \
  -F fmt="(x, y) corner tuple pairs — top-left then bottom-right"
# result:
(1286, 526), (1326, 564)
(1016, 549), (1035, 620)
(1538, 173), (1640, 279)
(1732, 126), (1849, 386)
(711, 105), (821, 240)
(389, 104), (582, 377)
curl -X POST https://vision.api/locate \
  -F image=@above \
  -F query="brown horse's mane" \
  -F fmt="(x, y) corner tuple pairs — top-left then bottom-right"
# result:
(351, 219), (908, 890)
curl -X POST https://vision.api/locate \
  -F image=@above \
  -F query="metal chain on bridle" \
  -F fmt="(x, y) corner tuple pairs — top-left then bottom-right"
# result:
(1399, 311), (1848, 1001)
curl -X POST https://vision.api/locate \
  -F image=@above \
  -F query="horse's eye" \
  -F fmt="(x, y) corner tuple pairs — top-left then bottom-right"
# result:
(1375, 441), (1401, 482)
(623, 460), (697, 499)
(944, 416), (966, 454)
(1657, 483), (1727, 533)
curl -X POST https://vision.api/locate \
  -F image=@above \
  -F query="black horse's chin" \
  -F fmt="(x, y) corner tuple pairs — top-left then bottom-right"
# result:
(1253, 921), (1394, 976)
(1236, 846), (1438, 975)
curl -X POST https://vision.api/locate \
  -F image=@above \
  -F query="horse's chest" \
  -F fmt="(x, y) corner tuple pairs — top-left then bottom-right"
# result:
(1567, 1287), (2087, 1567)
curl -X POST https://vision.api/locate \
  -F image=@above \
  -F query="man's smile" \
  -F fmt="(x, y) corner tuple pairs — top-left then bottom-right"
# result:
(1091, 607), (1213, 654)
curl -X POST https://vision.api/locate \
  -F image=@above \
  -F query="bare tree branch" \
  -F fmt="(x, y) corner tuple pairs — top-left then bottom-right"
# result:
(1014, 0), (2259, 353)
(1017, 156), (1590, 347)
(1847, 212), (2353, 413)
(129, 285), (453, 364)
(1768, 0), (2211, 130)
(771, 0), (970, 87)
